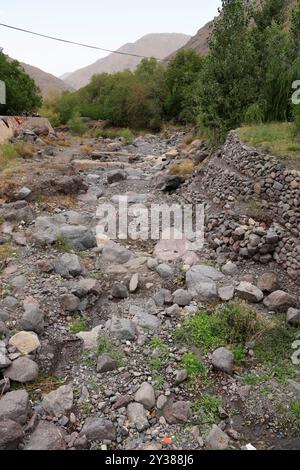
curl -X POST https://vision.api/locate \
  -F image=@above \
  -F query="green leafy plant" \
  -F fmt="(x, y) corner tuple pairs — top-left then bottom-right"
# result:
(180, 353), (207, 378)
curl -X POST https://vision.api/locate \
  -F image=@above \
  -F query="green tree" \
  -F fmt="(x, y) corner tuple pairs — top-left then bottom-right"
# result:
(0, 52), (42, 115)
(198, 0), (257, 142)
(165, 50), (204, 123)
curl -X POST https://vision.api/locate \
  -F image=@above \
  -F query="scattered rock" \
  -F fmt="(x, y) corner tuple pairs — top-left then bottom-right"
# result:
(212, 348), (234, 375)
(60, 294), (80, 313)
(42, 385), (74, 417)
(97, 354), (117, 373)
(163, 401), (191, 424)
(257, 273), (279, 293)
(9, 331), (40, 355)
(172, 289), (192, 307)
(236, 282), (264, 303)
(222, 261), (238, 276)
(80, 417), (116, 442)
(134, 382), (155, 410)
(129, 274), (139, 293)
(4, 357), (39, 383)
(263, 291), (297, 312)
(127, 403), (149, 431)
(218, 285), (235, 301)
(20, 304), (44, 334)
(106, 316), (137, 340)
(287, 308), (300, 326)
(0, 390), (30, 424)
(112, 283), (129, 299)
(0, 420), (24, 450)
(156, 263), (174, 279)
(174, 369), (188, 385)
(25, 422), (66, 450)
(206, 425), (229, 450)
(54, 254), (83, 278)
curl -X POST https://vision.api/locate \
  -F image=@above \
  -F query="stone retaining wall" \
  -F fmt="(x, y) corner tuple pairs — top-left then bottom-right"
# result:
(198, 131), (300, 284)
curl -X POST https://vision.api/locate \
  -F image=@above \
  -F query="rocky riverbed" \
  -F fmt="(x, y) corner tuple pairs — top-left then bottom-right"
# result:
(0, 128), (299, 451)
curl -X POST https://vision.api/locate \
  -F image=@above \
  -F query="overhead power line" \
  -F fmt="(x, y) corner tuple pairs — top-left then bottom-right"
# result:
(0, 23), (161, 60)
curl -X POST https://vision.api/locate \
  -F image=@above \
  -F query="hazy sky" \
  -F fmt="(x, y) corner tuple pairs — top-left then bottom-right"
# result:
(0, 0), (221, 77)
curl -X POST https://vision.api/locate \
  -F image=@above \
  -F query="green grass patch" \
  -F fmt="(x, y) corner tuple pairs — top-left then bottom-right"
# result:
(192, 394), (222, 428)
(180, 353), (208, 378)
(239, 123), (300, 165)
(70, 317), (87, 334)
(175, 302), (259, 352)
(91, 127), (134, 144)
(54, 235), (74, 253)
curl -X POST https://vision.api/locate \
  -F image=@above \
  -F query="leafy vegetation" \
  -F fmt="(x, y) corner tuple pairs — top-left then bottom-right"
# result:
(192, 394), (222, 428)
(70, 317), (87, 334)
(239, 123), (300, 163)
(0, 51), (42, 115)
(180, 353), (208, 378)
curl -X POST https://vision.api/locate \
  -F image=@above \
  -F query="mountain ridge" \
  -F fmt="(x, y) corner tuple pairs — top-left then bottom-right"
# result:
(64, 33), (191, 90)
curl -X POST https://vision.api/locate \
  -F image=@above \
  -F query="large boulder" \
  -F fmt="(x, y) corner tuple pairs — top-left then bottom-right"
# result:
(186, 265), (224, 300)
(287, 308), (300, 326)
(206, 425), (229, 450)
(0, 420), (24, 450)
(0, 390), (31, 424)
(54, 254), (83, 278)
(106, 316), (137, 340)
(42, 385), (74, 417)
(80, 417), (116, 442)
(212, 347), (234, 375)
(236, 282), (264, 303)
(20, 304), (44, 334)
(25, 422), (66, 450)
(9, 331), (40, 355)
(4, 357), (39, 383)
(163, 401), (191, 424)
(134, 383), (156, 410)
(263, 291), (297, 312)
(127, 403), (149, 431)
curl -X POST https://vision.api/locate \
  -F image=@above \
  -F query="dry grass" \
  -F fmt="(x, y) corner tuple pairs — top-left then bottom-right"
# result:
(0, 143), (18, 170)
(239, 123), (300, 168)
(37, 194), (79, 210)
(0, 243), (17, 270)
(169, 159), (195, 176)
(80, 144), (94, 155)
(14, 141), (34, 158)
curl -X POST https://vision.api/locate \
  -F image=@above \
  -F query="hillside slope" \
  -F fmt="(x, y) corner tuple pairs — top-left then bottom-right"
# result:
(64, 33), (191, 90)
(20, 62), (73, 97)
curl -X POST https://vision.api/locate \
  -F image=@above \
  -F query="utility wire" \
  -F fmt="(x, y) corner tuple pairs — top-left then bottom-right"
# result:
(0, 23), (161, 60)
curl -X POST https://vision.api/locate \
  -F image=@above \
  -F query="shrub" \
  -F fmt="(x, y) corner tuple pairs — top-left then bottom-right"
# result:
(0, 143), (18, 169)
(14, 141), (34, 158)
(244, 103), (265, 125)
(181, 353), (207, 378)
(68, 111), (87, 136)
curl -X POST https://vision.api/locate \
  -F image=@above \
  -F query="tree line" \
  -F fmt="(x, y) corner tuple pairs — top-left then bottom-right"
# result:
(1, 0), (300, 143)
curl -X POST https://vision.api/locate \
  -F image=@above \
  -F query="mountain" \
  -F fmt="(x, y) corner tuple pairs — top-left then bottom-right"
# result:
(20, 62), (73, 97)
(59, 72), (72, 80)
(64, 33), (191, 90)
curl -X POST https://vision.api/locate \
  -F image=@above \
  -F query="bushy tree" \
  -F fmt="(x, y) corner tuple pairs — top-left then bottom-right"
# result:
(198, 0), (257, 141)
(0, 52), (42, 115)
(165, 50), (204, 123)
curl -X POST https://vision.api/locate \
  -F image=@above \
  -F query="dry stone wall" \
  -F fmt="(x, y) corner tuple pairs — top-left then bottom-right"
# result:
(197, 131), (300, 284)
